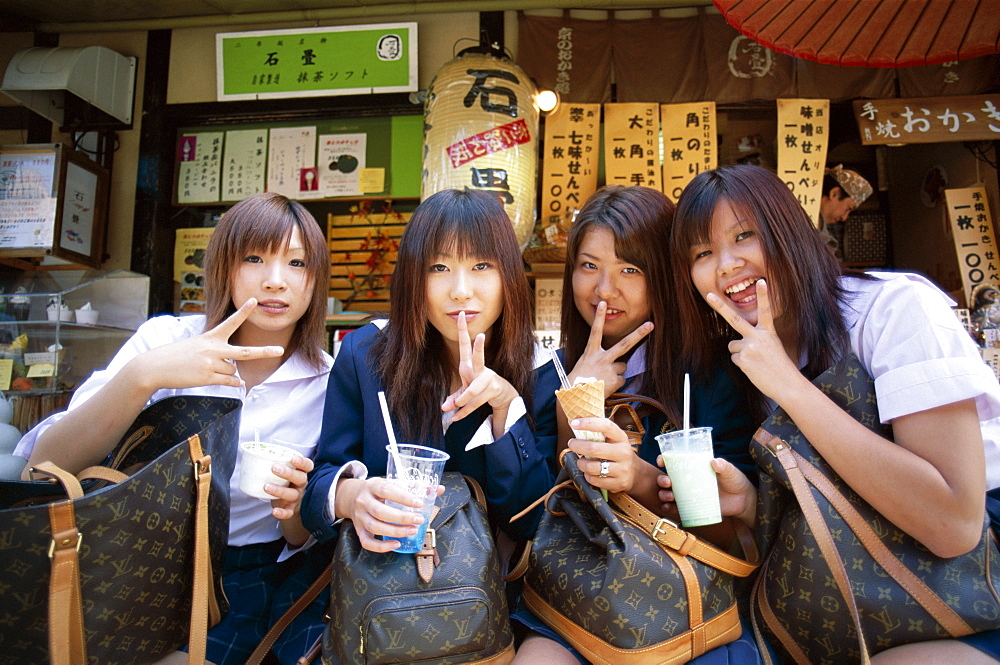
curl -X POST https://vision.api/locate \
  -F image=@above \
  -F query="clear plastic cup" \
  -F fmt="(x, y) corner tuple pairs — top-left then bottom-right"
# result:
(655, 427), (721, 527)
(239, 440), (297, 500)
(384, 444), (450, 554)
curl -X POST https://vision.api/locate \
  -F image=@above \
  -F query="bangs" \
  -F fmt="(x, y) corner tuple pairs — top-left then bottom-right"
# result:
(429, 212), (513, 263)
(231, 214), (301, 256)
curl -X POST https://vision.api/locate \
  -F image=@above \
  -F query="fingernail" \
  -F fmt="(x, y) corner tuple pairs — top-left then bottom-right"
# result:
(598, 301), (606, 309)
(570, 419), (581, 427)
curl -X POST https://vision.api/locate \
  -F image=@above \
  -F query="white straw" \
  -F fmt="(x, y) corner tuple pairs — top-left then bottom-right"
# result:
(254, 428), (260, 444)
(682, 373), (690, 431)
(683, 373), (691, 450)
(378, 391), (406, 474)
(550, 349), (571, 390)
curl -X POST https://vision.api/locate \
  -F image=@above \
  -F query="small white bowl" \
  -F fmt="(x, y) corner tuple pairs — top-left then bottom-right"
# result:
(75, 310), (99, 325)
(47, 308), (74, 322)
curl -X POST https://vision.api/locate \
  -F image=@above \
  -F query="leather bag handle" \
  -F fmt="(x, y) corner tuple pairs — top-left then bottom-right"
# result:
(186, 434), (215, 665)
(609, 489), (760, 576)
(32, 462), (86, 665)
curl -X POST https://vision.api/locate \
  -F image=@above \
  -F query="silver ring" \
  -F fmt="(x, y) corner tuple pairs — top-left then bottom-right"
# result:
(599, 460), (610, 478)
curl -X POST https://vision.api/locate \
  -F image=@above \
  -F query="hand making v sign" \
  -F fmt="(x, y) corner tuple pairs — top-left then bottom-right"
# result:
(570, 301), (653, 398)
(703, 278), (799, 404)
(441, 311), (518, 431)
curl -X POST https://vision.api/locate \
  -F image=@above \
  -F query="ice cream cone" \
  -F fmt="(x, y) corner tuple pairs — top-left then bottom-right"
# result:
(556, 379), (605, 442)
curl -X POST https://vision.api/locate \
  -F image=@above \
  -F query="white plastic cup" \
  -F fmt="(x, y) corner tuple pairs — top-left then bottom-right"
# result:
(239, 440), (297, 500)
(655, 427), (721, 527)
(75, 310), (99, 325)
(384, 444), (450, 554)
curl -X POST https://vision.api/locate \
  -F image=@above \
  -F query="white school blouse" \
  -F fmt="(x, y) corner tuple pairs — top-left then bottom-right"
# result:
(840, 272), (1000, 490)
(15, 315), (333, 546)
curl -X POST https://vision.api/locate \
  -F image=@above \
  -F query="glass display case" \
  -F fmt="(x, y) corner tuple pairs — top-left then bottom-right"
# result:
(0, 269), (149, 398)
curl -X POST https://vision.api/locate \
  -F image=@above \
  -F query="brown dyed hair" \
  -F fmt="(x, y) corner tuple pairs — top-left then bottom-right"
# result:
(204, 192), (329, 370)
(374, 188), (535, 443)
(561, 185), (681, 425)
(670, 165), (850, 390)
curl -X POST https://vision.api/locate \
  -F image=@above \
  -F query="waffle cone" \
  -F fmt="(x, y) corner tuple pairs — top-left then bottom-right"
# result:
(556, 380), (605, 422)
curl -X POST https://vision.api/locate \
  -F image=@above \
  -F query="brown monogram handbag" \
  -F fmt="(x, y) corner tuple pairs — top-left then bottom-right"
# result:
(0, 395), (240, 665)
(520, 450), (760, 665)
(750, 354), (1000, 665)
(321, 472), (515, 665)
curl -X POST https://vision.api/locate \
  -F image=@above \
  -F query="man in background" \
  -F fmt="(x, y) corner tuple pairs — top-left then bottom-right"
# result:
(817, 164), (873, 255)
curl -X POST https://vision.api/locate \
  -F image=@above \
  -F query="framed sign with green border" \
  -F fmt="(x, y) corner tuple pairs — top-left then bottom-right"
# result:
(216, 23), (418, 101)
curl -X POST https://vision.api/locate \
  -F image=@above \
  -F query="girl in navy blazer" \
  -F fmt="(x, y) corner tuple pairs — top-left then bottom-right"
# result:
(302, 188), (558, 550)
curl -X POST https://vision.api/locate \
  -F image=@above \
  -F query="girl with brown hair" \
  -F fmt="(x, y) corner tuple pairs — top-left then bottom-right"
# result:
(17, 191), (334, 664)
(302, 187), (558, 551)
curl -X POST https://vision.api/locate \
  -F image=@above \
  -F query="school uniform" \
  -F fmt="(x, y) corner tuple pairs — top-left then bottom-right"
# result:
(301, 321), (560, 545)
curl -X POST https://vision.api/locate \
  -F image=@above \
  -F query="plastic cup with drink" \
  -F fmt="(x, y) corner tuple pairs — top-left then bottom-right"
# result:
(655, 426), (721, 527)
(384, 443), (450, 554)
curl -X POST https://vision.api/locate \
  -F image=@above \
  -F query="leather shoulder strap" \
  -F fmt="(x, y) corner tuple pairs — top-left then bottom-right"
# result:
(609, 490), (759, 576)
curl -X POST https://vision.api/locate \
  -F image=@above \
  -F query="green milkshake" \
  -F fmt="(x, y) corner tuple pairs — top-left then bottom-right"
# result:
(655, 427), (721, 527)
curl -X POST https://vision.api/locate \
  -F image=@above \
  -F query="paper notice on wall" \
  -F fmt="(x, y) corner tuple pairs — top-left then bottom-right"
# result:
(534, 278), (562, 330)
(945, 187), (999, 306)
(177, 132), (224, 203)
(0, 198), (56, 248)
(318, 133), (366, 197)
(603, 103), (661, 190)
(661, 101), (717, 202)
(776, 99), (829, 228)
(267, 127), (316, 198)
(222, 129), (267, 201)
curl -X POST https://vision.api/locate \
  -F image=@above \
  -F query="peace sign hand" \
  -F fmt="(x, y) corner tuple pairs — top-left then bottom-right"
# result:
(441, 311), (518, 421)
(703, 279), (798, 402)
(570, 301), (653, 398)
(130, 298), (285, 393)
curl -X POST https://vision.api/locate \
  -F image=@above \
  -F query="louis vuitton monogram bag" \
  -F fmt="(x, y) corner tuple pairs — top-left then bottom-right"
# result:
(750, 354), (1000, 665)
(0, 395), (240, 665)
(521, 451), (760, 665)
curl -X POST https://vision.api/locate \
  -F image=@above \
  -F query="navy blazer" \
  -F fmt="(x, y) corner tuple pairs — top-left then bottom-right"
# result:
(302, 323), (559, 543)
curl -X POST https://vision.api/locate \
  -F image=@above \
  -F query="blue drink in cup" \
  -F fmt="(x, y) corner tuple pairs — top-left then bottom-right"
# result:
(384, 444), (450, 554)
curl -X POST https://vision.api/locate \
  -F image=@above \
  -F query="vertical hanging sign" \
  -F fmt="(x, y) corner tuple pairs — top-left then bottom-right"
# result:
(776, 98), (829, 228)
(540, 103), (600, 240)
(661, 101), (716, 202)
(945, 187), (999, 306)
(603, 103), (661, 190)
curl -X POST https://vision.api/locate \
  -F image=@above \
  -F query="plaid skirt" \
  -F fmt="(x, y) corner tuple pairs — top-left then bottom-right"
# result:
(181, 538), (332, 665)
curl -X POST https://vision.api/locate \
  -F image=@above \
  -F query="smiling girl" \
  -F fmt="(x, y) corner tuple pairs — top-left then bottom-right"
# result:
(671, 164), (1000, 664)
(16, 192), (333, 664)
(512, 185), (760, 665)
(302, 188), (557, 553)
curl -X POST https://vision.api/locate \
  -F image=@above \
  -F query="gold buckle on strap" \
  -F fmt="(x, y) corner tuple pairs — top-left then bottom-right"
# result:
(48, 533), (82, 558)
(650, 517), (677, 540)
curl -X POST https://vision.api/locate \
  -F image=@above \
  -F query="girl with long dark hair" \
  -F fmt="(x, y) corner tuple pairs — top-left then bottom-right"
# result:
(302, 187), (557, 550)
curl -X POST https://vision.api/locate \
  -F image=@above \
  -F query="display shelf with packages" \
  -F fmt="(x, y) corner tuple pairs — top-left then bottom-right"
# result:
(0, 269), (149, 431)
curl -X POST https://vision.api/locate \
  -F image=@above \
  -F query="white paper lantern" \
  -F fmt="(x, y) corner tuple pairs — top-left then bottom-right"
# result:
(422, 49), (540, 248)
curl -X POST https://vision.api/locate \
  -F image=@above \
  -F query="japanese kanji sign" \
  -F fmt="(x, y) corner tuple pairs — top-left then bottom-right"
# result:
(603, 103), (661, 190)
(661, 102), (716, 202)
(540, 103), (600, 234)
(854, 95), (1000, 145)
(216, 23), (417, 100)
(221, 129), (268, 201)
(945, 187), (999, 307)
(776, 98), (829, 228)
(177, 132), (223, 204)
